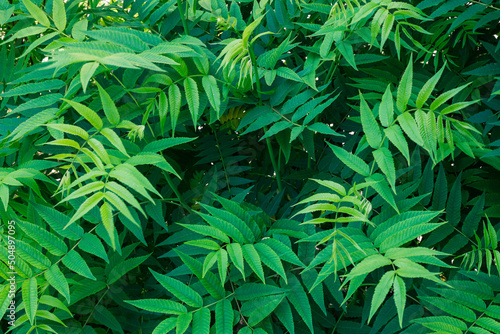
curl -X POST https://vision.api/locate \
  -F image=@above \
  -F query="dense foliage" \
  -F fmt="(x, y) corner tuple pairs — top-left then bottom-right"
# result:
(1, 0), (500, 333)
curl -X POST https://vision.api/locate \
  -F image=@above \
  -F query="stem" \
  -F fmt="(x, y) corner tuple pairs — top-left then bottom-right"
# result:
(248, 43), (283, 192)
(177, 0), (189, 35)
(264, 125), (283, 192)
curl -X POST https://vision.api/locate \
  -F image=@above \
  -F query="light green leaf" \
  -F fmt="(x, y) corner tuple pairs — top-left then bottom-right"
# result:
(397, 112), (424, 146)
(97, 83), (120, 125)
(215, 299), (233, 334)
(159, 91), (168, 134)
(169, 84), (181, 136)
(78, 233), (109, 263)
(242, 244), (265, 283)
(62, 99), (103, 130)
(100, 201), (116, 250)
(22, 277), (38, 324)
(384, 124), (410, 165)
(46, 123), (88, 140)
(248, 294), (285, 326)
(379, 85), (394, 127)
(184, 77), (200, 128)
(151, 269), (203, 307)
(393, 275), (406, 327)
(360, 92), (382, 148)
(53, 0), (66, 31)
(285, 274), (313, 333)
(327, 142), (370, 176)
(66, 191), (105, 228)
(22, 0), (50, 27)
(368, 271), (395, 323)
(62, 249), (96, 280)
(44, 264), (70, 303)
(337, 40), (357, 70)
(17, 221), (67, 256)
(255, 242), (287, 283)
(192, 308), (210, 334)
(176, 312), (192, 334)
(202, 75), (221, 117)
(227, 243), (245, 278)
(430, 83), (471, 111)
(101, 128), (129, 157)
(126, 299), (187, 314)
(366, 173), (399, 212)
(397, 56), (413, 113)
(372, 147), (396, 190)
(416, 64), (445, 108)
(80, 62), (99, 94)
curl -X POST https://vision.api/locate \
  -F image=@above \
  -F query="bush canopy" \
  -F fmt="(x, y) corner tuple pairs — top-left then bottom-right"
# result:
(1, 0), (500, 333)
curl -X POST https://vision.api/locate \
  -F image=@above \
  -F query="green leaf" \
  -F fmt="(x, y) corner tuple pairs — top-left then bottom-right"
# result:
(107, 254), (151, 285)
(93, 305), (124, 334)
(0, 80), (64, 97)
(202, 75), (221, 117)
(366, 173), (399, 213)
(62, 99), (103, 130)
(44, 264), (70, 303)
(53, 0), (66, 31)
(430, 83), (471, 111)
(372, 147), (396, 190)
(101, 128), (129, 157)
(17, 220), (67, 256)
(360, 92), (382, 148)
(151, 269), (203, 307)
(126, 299), (187, 314)
(153, 318), (177, 334)
(62, 249), (96, 280)
(242, 244), (265, 283)
(420, 297), (476, 323)
(46, 123), (89, 140)
(327, 142), (370, 176)
(307, 123), (343, 136)
(379, 85), (394, 127)
(78, 233), (109, 263)
(169, 84), (182, 136)
(255, 242), (287, 283)
(384, 124), (410, 165)
(227, 243), (245, 278)
(235, 283), (287, 301)
(97, 83), (120, 125)
(397, 56), (413, 113)
(22, 0), (50, 27)
(345, 254), (392, 280)
(368, 270), (395, 323)
(66, 191), (105, 228)
(158, 91), (168, 134)
(215, 299), (233, 334)
(248, 294), (285, 326)
(7, 109), (58, 142)
(143, 137), (197, 152)
(176, 312), (192, 334)
(80, 62), (99, 94)
(416, 64), (445, 108)
(100, 201), (116, 250)
(192, 308), (211, 334)
(184, 77), (200, 128)
(393, 275), (406, 327)
(285, 274), (313, 333)
(397, 112), (424, 146)
(22, 277), (38, 324)
(337, 40), (357, 70)
(33, 202), (84, 240)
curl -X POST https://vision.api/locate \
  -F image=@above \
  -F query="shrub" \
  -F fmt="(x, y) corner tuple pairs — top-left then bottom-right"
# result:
(1, 0), (500, 333)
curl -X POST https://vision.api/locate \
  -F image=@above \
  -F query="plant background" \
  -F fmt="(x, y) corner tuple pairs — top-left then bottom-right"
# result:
(1, 0), (500, 333)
